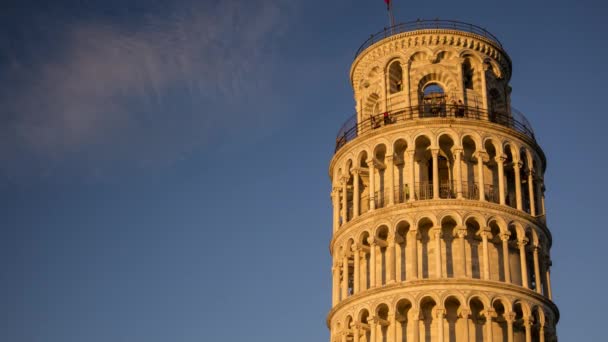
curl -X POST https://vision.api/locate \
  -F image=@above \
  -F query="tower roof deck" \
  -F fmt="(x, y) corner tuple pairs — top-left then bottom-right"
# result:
(354, 19), (503, 60)
(334, 104), (535, 153)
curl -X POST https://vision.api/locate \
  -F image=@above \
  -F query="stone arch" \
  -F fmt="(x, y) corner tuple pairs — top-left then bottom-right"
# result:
(386, 58), (405, 94)
(419, 296), (440, 341)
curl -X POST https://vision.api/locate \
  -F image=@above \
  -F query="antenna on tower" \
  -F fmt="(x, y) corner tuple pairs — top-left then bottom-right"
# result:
(384, 0), (396, 30)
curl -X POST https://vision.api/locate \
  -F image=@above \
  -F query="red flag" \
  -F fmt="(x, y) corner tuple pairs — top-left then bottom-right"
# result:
(384, 0), (391, 10)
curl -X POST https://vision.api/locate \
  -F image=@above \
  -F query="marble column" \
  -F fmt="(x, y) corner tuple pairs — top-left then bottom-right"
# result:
(485, 310), (495, 342)
(454, 148), (464, 199)
(352, 245), (360, 294)
(431, 227), (443, 278)
(409, 230), (419, 280)
(514, 161), (523, 210)
(368, 159), (376, 210)
(341, 252), (349, 299)
(332, 264), (339, 306)
(332, 188), (340, 232)
(524, 318), (532, 342)
(501, 233), (511, 283)
(407, 150), (416, 202)
(456, 227), (467, 278)
(527, 169), (536, 216)
(460, 309), (470, 342)
(506, 312), (515, 342)
(341, 176), (349, 223)
(387, 155), (395, 206)
(410, 309), (420, 342)
(545, 258), (553, 300)
(519, 239), (529, 289)
(533, 245), (542, 294)
(477, 151), (487, 201)
(498, 155), (506, 205)
(369, 237), (377, 288)
(353, 169), (360, 218)
(387, 233), (396, 283)
(432, 149), (440, 199)
(480, 229), (491, 280)
(436, 309), (445, 342)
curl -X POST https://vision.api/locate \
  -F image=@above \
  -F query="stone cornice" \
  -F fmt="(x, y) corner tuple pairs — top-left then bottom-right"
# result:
(350, 29), (512, 88)
(329, 199), (552, 254)
(326, 278), (559, 327)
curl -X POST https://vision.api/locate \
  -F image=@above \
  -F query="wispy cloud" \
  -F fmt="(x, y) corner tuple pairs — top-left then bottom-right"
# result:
(0, 1), (291, 180)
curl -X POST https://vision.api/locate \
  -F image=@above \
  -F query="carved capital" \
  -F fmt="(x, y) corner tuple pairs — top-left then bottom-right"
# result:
(431, 148), (440, 158)
(500, 232), (511, 242)
(513, 161), (523, 170)
(458, 308), (471, 319)
(455, 226), (467, 238)
(518, 238), (529, 248)
(430, 226), (443, 239)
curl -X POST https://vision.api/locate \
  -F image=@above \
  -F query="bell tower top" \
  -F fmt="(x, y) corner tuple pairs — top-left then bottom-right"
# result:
(349, 19), (514, 129)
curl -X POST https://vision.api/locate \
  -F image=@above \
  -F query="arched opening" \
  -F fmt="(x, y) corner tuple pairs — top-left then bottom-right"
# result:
(503, 145), (517, 208)
(359, 309), (371, 342)
(438, 135), (455, 198)
(520, 148), (531, 214)
(444, 297), (463, 342)
(389, 61), (404, 94)
(346, 239), (355, 296)
(344, 160), (354, 221)
(396, 221), (410, 282)
(359, 151), (370, 214)
(374, 145), (388, 208)
(463, 59), (475, 90)
(414, 135), (433, 200)
(508, 225), (522, 286)
(525, 230), (536, 291)
(489, 221), (505, 281)
(376, 304), (390, 342)
(419, 297), (438, 342)
(441, 216), (458, 278)
(418, 218), (434, 279)
(484, 140), (500, 203)
(462, 136), (478, 200)
(492, 300), (509, 342)
(376, 226), (390, 286)
(512, 302), (526, 342)
(365, 93), (382, 129)
(396, 299), (412, 342)
(344, 316), (354, 341)
(360, 232), (371, 290)
(465, 217), (482, 279)
(489, 88), (508, 123)
(421, 83), (446, 118)
(469, 297), (487, 341)
(393, 139), (409, 203)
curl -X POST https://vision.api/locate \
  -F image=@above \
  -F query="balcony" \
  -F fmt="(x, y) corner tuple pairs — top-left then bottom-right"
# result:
(334, 104), (535, 153)
(354, 19), (503, 60)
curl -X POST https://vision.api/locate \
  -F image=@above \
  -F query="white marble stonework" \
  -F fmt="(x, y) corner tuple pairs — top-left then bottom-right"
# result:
(328, 21), (558, 342)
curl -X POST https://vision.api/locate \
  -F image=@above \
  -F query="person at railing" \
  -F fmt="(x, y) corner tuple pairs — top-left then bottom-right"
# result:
(456, 100), (465, 117)
(370, 114), (378, 129)
(383, 111), (391, 125)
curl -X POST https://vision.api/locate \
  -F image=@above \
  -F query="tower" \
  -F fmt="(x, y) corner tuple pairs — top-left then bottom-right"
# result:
(328, 20), (558, 342)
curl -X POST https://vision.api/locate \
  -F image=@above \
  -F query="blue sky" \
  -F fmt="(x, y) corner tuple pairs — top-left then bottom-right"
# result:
(1, 0), (607, 341)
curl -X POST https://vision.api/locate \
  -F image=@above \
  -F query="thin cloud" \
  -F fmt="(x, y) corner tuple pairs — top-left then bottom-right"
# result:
(0, 1), (291, 180)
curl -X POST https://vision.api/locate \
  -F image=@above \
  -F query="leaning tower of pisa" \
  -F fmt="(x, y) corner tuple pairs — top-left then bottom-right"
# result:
(328, 20), (558, 342)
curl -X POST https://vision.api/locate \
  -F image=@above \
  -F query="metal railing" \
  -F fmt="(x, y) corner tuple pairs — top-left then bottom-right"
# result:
(461, 181), (480, 200)
(485, 184), (499, 204)
(415, 182), (434, 200)
(335, 104), (535, 153)
(354, 19), (503, 60)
